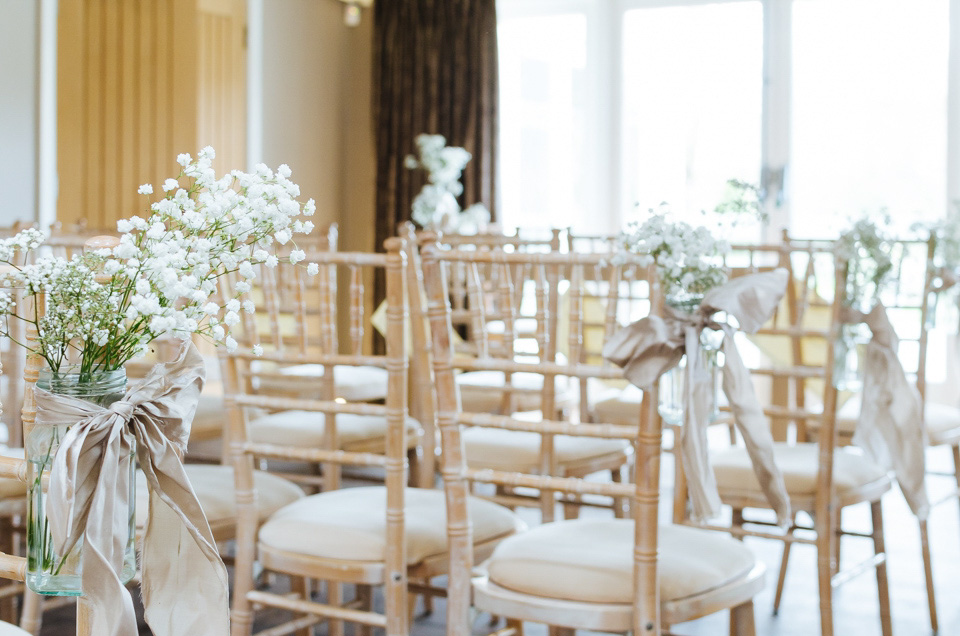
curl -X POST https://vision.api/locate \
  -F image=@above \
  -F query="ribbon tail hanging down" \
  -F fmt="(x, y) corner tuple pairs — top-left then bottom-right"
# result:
(851, 304), (930, 520)
(680, 326), (723, 522)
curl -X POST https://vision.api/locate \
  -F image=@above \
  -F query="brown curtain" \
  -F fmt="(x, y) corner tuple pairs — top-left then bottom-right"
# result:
(373, 0), (500, 255)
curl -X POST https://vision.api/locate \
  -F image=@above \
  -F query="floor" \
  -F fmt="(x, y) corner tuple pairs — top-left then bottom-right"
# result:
(30, 444), (960, 636)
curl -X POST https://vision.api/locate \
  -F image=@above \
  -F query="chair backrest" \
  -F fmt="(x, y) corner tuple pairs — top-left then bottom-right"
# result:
(420, 241), (664, 635)
(221, 240), (409, 632)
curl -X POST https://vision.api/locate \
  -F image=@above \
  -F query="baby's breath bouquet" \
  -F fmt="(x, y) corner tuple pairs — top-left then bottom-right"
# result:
(5, 147), (320, 596)
(405, 133), (490, 234)
(834, 213), (894, 310)
(0, 146), (317, 377)
(617, 205), (730, 307)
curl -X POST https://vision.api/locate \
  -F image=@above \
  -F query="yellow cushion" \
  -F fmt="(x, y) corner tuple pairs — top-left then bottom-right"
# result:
(713, 443), (888, 499)
(135, 465), (304, 530)
(249, 411), (420, 451)
(258, 486), (525, 564)
(457, 371), (575, 413)
(0, 621), (31, 636)
(485, 519), (757, 604)
(463, 427), (630, 472)
(258, 364), (389, 402)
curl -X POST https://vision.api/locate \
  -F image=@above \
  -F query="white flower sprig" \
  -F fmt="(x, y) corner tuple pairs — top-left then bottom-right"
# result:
(0, 147), (318, 375)
(405, 133), (490, 234)
(835, 213), (894, 310)
(618, 205), (730, 300)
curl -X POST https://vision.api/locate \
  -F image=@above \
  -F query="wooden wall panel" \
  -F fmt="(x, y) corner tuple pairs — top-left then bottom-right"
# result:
(197, 0), (247, 176)
(57, 0), (213, 231)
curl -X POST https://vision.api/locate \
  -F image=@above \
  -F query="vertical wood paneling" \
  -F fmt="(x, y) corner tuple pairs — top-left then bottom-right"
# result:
(198, 0), (246, 176)
(59, 0), (219, 230)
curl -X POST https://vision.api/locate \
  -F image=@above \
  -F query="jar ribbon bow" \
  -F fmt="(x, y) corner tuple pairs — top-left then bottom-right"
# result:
(38, 342), (228, 636)
(603, 268), (792, 526)
(843, 303), (930, 520)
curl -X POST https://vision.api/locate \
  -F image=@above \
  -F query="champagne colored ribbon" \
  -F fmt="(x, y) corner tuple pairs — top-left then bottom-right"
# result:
(603, 269), (792, 526)
(845, 304), (930, 520)
(40, 342), (229, 636)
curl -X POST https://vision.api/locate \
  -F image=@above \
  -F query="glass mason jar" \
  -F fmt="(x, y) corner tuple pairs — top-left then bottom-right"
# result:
(833, 322), (870, 392)
(26, 367), (135, 596)
(659, 293), (725, 424)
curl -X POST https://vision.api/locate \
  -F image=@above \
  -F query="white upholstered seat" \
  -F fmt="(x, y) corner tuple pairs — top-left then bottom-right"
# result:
(258, 486), (524, 565)
(713, 442), (891, 508)
(136, 464), (304, 540)
(463, 427), (631, 472)
(837, 396), (960, 445)
(248, 410), (422, 452)
(259, 364), (389, 402)
(484, 519), (758, 605)
(0, 621), (30, 636)
(456, 370), (576, 414)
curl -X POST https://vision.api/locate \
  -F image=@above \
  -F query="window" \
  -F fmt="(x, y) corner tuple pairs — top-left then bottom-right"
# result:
(498, 0), (959, 238)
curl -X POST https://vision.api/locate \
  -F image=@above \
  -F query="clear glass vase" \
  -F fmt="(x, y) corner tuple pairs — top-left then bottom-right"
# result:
(26, 367), (135, 596)
(833, 322), (870, 392)
(659, 293), (725, 424)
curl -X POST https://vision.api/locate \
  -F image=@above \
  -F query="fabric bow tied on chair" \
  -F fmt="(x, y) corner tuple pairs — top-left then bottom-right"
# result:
(845, 303), (930, 520)
(603, 268), (792, 526)
(40, 342), (229, 636)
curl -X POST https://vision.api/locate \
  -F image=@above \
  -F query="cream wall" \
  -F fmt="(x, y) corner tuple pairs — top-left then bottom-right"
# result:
(0, 0), (38, 227)
(254, 0), (376, 250)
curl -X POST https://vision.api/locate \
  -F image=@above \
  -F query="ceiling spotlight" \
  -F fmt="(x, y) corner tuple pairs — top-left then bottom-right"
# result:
(343, 2), (361, 27)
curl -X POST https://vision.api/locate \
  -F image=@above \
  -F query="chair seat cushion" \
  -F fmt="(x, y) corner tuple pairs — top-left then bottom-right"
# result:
(463, 427), (631, 472)
(485, 519), (757, 604)
(0, 621), (30, 636)
(258, 364), (388, 402)
(837, 397), (960, 444)
(258, 486), (525, 565)
(249, 411), (421, 451)
(135, 465), (304, 531)
(456, 371), (575, 413)
(190, 393), (228, 441)
(713, 442), (888, 499)
(592, 384), (644, 425)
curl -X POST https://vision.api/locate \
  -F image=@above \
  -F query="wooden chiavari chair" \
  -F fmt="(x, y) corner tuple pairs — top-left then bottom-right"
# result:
(675, 240), (895, 636)
(422, 242), (766, 636)
(224, 240), (523, 636)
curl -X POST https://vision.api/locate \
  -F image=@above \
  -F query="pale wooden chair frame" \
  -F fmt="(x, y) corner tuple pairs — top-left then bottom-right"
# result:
(674, 239), (894, 636)
(225, 242), (412, 636)
(421, 243), (764, 636)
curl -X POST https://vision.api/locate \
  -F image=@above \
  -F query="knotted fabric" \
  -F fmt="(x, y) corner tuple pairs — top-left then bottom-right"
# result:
(603, 269), (792, 526)
(845, 304), (930, 520)
(39, 342), (229, 636)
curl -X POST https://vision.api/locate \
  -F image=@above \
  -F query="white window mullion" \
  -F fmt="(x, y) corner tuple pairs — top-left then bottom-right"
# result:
(595, 0), (622, 234)
(761, 0), (791, 241)
(949, 0), (960, 215)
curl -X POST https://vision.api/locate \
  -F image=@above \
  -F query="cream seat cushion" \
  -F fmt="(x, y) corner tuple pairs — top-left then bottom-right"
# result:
(838, 396), (960, 445)
(135, 465), (304, 533)
(0, 447), (25, 499)
(260, 364), (388, 402)
(592, 384), (644, 426)
(713, 442), (888, 500)
(463, 427), (630, 472)
(249, 411), (421, 450)
(189, 393), (229, 441)
(258, 486), (525, 564)
(457, 371), (576, 413)
(0, 621), (30, 636)
(485, 519), (757, 604)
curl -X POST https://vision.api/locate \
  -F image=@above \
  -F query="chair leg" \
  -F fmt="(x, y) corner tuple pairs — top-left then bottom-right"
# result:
(730, 600), (756, 636)
(328, 580), (345, 636)
(506, 618), (525, 636)
(953, 444), (960, 540)
(289, 577), (312, 636)
(815, 511), (834, 636)
(19, 589), (42, 636)
(871, 501), (892, 636)
(548, 627), (575, 636)
(357, 584), (374, 636)
(773, 521), (798, 615)
(919, 518), (939, 633)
